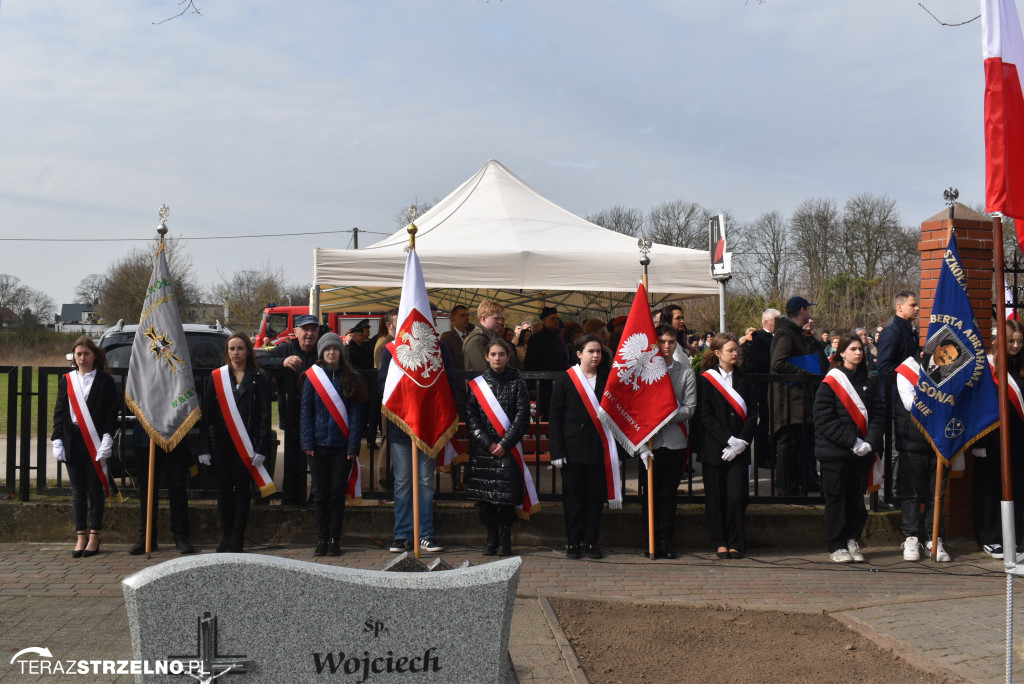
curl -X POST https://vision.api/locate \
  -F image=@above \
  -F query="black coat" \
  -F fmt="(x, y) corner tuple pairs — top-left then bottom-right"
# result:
(465, 367), (531, 506)
(875, 315), (918, 376)
(524, 327), (570, 372)
(51, 371), (118, 442)
(743, 329), (773, 374)
(199, 367), (272, 458)
(548, 368), (608, 467)
(695, 367), (758, 466)
(813, 367), (884, 461)
(259, 339), (318, 428)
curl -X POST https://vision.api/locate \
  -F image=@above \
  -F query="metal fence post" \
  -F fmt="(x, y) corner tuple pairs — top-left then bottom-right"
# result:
(3, 367), (17, 497)
(19, 366), (32, 501)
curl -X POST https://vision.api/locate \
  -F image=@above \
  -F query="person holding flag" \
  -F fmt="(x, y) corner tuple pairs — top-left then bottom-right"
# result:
(378, 236), (459, 556)
(51, 336), (118, 558)
(301, 332), (368, 557)
(465, 337), (534, 556)
(550, 334), (614, 560)
(696, 333), (757, 560)
(197, 331), (274, 554)
(813, 333), (884, 563)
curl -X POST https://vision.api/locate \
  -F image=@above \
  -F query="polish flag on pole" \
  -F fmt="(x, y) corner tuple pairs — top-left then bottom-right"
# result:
(380, 249), (458, 457)
(984, 0), (1024, 244)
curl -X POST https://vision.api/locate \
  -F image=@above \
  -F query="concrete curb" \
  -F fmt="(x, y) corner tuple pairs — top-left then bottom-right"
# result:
(539, 596), (588, 684)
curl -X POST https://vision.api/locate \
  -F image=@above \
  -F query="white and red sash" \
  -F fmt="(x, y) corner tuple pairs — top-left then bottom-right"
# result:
(65, 372), (119, 501)
(567, 366), (622, 509)
(211, 366), (277, 497)
(701, 368), (747, 422)
(988, 356), (1024, 422)
(468, 376), (540, 518)
(305, 364), (362, 501)
(822, 369), (867, 437)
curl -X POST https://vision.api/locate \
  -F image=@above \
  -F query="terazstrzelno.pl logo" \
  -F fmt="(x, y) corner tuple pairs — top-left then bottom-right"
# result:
(10, 646), (202, 676)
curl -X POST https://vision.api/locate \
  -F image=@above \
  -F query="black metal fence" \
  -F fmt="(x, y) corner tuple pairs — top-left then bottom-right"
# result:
(2, 365), (896, 509)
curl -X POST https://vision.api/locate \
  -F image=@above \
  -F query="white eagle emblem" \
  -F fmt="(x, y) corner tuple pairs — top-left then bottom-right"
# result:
(395, 320), (444, 378)
(613, 332), (667, 390)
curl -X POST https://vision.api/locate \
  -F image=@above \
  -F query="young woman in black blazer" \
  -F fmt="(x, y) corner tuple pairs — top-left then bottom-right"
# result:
(549, 334), (610, 560)
(813, 332), (884, 563)
(198, 332), (272, 553)
(51, 336), (117, 558)
(697, 333), (757, 559)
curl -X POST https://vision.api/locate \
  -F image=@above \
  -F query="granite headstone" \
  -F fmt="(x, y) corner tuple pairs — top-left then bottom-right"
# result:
(122, 554), (521, 683)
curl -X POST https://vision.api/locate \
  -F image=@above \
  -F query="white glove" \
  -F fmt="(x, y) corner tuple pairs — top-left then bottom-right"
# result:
(721, 447), (737, 462)
(852, 438), (872, 457)
(52, 440), (66, 463)
(972, 447), (987, 458)
(551, 458), (565, 469)
(198, 453), (211, 466)
(726, 436), (748, 452)
(95, 433), (113, 461)
(639, 450), (653, 470)
(251, 453), (266, 468)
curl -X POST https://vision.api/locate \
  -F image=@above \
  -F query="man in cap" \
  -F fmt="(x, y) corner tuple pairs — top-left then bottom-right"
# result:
(525, 305), (571, 419)
(344, 319), (374, 371)
(770, 296), (820, 496)
(261, 313), (321, 506)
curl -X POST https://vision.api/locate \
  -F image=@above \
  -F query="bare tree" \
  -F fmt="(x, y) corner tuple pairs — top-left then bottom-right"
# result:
(394, 199), (439, 229)
(0, 274), (56, 327)
(95, 238), (200, 325)
(741, 210), (791, 302)
(213, 264), (301, 336)
(645, 200), (709, 249)
(74, 274), (106, 307)
(790, 198), (841, 292)
(587, 206), (645, 237)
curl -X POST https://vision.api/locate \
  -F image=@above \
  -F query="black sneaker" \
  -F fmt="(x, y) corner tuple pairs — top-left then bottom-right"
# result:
(585, 545), (604, 560)
(420, 538), (444, 553)
(389, 538), (409, 553)
(128, 539), (157, 555)
(566, 544), (581, 560)
(174, 538), (195, 554)
(313, 541), (329, 557)
(328, 541), (342, 557)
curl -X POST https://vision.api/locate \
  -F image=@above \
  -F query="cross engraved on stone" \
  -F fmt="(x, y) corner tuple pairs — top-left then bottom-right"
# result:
(170, 612), (255, 681)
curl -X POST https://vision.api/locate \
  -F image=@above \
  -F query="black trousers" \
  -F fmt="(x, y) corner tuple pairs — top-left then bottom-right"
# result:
(135, 442), (191, 541)
(776, 424), (816, 495)
(282, 425), (308, 505)
(898, 449), (947, 540)
(65, 428), (105, 531)
(562, 462), (605, 547)
(641, 447), (686, 543)
(478, 501), (516, 529)
(703, 459), (748, 551)
(753, 384), (772, 466)
(213, 448), (252, 544)
(820, 459), (867, 552)
(308, 446), (352, 543)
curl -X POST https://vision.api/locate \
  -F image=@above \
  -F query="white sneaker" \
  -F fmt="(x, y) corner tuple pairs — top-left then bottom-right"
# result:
(902, 536), (921, 561)
(847, 539), (865, 562)
(982, 544), (1004, 559)
(926, 538), (951, 562)
(830, 548), (854, 563)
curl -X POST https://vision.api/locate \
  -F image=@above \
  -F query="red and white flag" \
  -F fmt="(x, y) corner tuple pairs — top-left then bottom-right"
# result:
(599, 283), (679, 455)
(984, 0), (1024, 242)
(381, 249), (458, 457)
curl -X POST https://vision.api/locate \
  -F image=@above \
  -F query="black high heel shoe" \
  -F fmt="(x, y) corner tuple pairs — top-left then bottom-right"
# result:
(83, 531), (101, 557)
(72, 531), (87, 558)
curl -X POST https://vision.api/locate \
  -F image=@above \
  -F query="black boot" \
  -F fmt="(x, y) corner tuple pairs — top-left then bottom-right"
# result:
(497, 524), (512, 557)
(482, 526), (498, 556)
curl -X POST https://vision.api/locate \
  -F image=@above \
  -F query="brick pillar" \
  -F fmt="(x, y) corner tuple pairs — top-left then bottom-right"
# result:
(918, 203), (995, 538)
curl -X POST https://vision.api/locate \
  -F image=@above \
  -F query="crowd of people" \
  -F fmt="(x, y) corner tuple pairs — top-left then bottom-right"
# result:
(49, 288), (1022, 565)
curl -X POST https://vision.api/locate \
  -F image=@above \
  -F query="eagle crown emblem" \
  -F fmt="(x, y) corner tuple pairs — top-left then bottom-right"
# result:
(395, 320), (443, 377)
(613, 332), (667, 390)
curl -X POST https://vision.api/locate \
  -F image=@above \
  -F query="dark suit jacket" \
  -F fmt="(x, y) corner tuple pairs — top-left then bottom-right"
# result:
(548, 368), (608, 467)
(695, 367), (758, 466)
(51, 371), (118, 442)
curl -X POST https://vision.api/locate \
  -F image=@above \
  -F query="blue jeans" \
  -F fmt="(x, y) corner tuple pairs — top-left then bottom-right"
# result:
(391, 440), (436, 540)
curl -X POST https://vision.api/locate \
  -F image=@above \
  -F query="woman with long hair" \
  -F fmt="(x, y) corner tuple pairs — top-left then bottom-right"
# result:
(300, 333), (368, 557)
(973, 319), (1024, 558)
(813, 332), (883, 563)
(197, 331), (272, 553)
(696, 333), (756, 559)
(465, 338), (532, 556)
(549, 333), (612, 560)
(51, 336), (117, 558)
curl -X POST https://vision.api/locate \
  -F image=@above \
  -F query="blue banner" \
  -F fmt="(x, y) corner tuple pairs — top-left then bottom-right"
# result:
(911, 232), (999, 465)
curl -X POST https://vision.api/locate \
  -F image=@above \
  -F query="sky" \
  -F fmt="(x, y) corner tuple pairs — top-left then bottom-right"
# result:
(0, 0), (989, 313)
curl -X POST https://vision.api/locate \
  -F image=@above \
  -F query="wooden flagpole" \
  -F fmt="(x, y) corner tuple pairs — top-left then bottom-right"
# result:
(992, 216), (1015, 548)
(145, 440), (156, 557)
(639, 239), (656, 559)
(412, 443), (421, 559)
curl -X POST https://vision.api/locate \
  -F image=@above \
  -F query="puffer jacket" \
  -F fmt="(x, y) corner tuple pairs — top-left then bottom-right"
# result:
(813, 366), (884, 461)
(300, 364), (367, 454)
(464, 366), (531, 506)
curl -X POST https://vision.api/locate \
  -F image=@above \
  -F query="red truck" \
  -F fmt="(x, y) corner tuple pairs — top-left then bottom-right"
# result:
(252, 305), (449, 349)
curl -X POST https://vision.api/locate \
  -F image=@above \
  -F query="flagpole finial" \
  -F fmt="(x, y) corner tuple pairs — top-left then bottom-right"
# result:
(637, 236), (652, 267)
(157, 204), (170, 241)
(943, 187), (959, 220)
(406, 204), (417, 250)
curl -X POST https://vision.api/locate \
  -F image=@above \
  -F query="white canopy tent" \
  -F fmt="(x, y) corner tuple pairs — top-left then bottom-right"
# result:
(312, 160), (719, 319)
